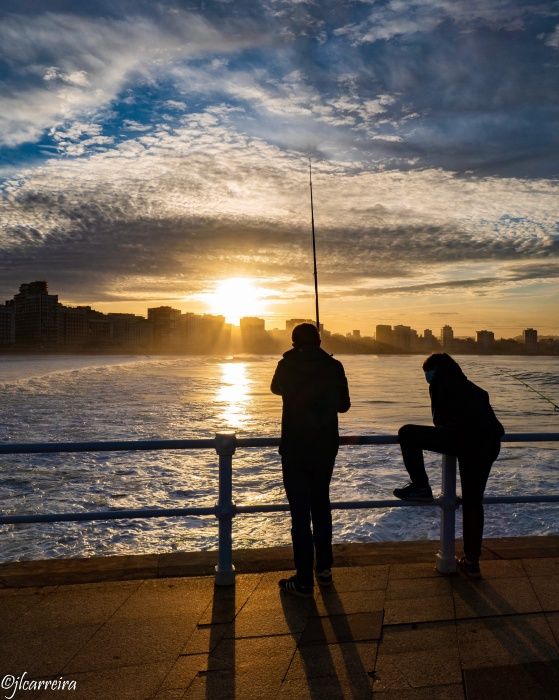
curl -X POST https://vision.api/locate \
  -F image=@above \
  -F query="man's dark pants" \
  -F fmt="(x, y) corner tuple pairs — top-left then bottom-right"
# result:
(398, 424), (500, 562)
(282, 455), (335, 588)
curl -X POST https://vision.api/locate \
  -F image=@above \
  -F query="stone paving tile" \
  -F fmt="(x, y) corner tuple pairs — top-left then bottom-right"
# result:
(181, 623), (232, 655)
(278, 673), (372, 699)
(0, 588), (50, 625)
(312, 587), (385, 616)
(197, 574), (262, 625)
(388, 562), (440, 580)
(476, 558), (526, 579)
(232, 605), (307, 638)
(529, 575), (559, 612)
(285, 640), (376, 680)
(299, 611), (383, 645)
(157, 653), (209, 693)
(452, 576), (542, 619)
(456, 613), (559, 669)
(0, 624), (102, 677)
(385, 576), (452, 600)
(64, 614), (199, 673)
(36, 660), (174, 700)
(152, 690), (186, 700)
(207, 635), (297, 678)
(325, 565), (389, 592)
(378, 620), (458, 654)
(522, 557), (559, 577)
(463, 660), (559, 700)
(111, 578), (213, 621)
(231, 584), (314, 638)
(372, 622), (462, 692)
(371, 685), (465, 700)
(384, 593), (455, 625)
(546, 612), (559, 646)
(184, 670), (281, 700)
(372, 646), (462, 691)
(15, 580), (141, 632)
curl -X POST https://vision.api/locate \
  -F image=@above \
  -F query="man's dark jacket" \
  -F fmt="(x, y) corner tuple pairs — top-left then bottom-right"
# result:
(271, 347), (350, 460)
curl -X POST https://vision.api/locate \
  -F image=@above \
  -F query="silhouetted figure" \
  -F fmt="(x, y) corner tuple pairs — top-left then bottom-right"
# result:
(271, 323), (350, 596)
(394, 353), (504, 578)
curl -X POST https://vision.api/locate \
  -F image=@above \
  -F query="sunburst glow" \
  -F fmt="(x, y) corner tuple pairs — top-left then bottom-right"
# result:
(205, 278), (267, 325)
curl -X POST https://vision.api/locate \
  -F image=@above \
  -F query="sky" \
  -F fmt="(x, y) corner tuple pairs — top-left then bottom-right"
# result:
(0, 0), (558, 337)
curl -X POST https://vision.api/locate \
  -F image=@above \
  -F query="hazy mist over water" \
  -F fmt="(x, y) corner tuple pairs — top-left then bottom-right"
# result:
(0, 354), (557, 562)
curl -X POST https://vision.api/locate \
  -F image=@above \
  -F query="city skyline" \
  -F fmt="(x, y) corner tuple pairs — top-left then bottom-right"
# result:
(1, 2), (558, 336)
(1, 280), (554, 344)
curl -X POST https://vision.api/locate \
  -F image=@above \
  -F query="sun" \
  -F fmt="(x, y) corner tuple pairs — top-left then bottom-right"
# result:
(205, 278), (267, 325)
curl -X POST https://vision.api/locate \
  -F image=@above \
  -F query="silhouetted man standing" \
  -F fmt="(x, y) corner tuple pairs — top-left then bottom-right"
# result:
(271, 323), (350, 596)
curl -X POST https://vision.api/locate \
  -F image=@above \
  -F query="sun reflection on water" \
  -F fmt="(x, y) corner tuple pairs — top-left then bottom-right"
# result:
(216, 362), (250, 429)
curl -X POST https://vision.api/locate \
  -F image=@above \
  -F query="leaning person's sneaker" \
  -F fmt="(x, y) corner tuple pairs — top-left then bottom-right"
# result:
(456, 557), (481, 579)
(393, 482), (433, 502)
(278, 575), (313, 597)
(316, 569), (333, 586)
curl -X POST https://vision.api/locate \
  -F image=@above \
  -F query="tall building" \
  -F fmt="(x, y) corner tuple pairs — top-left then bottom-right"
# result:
(240, 317), (265, 334)
(375, 325), (393, 345)
(393, 325), (413, 351)
(60, 305), (92, 346)
(476, 330), (495, 352)
(523, 328), (538, 353)
(148, 306), (181, 346)
(108, 313), (152, 349)
(440, 325), (454, 349)
(423, 329), (436, 350)
(181, 312), (226, 351)
(13, 281), (60, 346)
(240, 316), (275, 352)
(0, 302), (15, 346)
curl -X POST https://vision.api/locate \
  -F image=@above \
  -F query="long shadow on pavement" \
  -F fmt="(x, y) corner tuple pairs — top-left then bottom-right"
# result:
(452, 574), (559, 699)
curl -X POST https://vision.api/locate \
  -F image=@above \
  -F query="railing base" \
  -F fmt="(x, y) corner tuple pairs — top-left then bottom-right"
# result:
(215, 565), (236, 586)
(435, 551), (457, 574)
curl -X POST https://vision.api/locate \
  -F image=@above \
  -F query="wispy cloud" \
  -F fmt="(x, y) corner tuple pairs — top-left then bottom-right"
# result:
(0, 7), (264, 146)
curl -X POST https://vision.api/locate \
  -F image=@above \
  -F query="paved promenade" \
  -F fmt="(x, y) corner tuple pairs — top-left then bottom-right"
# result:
(0, 536), (558, 699)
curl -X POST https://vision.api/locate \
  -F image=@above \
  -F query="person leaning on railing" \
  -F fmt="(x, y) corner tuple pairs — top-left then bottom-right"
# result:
(393, 352), (504, 579)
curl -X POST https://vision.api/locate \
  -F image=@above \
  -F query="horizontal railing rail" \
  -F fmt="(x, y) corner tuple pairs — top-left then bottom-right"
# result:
(1, 432), (558, 454)
(0, 432), (557, 583)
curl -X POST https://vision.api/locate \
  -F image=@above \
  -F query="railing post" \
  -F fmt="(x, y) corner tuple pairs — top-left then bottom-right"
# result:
(214, 431), (237, 586)
(436, 454), (458, 574)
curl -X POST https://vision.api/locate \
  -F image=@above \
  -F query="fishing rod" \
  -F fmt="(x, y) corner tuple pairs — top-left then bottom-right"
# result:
(499, 369), (559, 412)
(309, 157), (320, 331)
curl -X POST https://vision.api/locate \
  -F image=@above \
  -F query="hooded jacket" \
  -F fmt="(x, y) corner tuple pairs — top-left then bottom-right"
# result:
(271, 347), (350, 460)
(429, 365), (504, 449)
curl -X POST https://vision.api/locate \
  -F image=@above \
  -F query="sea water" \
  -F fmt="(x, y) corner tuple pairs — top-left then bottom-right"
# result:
(0, 354), (557, 561)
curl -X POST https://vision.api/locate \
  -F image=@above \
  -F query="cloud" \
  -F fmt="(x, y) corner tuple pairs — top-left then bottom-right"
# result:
(335, 1), (553, 45)
(0, 112), (557, 301)
(0, 8), (265, 146)
(337, 262), (559, 299)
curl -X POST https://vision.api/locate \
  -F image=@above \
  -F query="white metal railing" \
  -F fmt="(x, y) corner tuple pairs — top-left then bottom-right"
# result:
(0, 433), (557, 584)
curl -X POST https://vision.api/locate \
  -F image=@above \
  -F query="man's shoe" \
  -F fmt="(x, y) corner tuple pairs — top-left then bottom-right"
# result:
(278, 575), (314, 598)
(393, 482), (433, 502)
(456, 557), (481, 579)
(316, 569), (333, 586)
